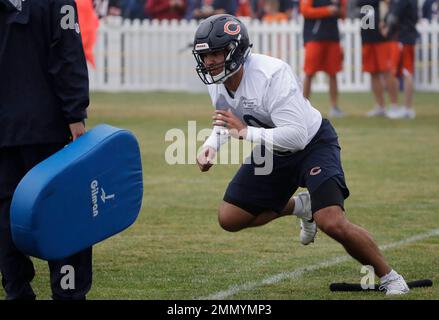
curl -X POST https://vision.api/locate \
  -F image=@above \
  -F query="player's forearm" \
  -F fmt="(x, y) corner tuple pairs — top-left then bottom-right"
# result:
(246, 125), (308, 152)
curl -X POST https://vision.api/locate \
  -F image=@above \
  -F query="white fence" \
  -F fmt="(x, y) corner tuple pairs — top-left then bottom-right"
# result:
(89, 17), (439, 92)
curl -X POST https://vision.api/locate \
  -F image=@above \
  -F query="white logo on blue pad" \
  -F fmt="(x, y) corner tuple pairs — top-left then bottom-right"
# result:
(91, 180), (115, 217)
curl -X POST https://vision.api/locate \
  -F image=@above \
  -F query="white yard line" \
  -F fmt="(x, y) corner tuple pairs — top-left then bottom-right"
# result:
(198, 228), (439, 300)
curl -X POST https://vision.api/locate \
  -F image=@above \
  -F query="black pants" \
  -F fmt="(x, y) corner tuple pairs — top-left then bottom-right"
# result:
(0, 144), (93, 300)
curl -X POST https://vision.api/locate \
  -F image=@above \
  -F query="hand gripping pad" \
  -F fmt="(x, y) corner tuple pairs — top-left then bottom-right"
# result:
(10, 124), (143, 260)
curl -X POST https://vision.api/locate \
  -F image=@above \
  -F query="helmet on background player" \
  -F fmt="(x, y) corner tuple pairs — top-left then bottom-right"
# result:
(193, 14), (253, 85)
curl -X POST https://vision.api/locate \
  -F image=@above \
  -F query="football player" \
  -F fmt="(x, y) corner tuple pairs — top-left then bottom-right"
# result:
(193, 14), (409, 295)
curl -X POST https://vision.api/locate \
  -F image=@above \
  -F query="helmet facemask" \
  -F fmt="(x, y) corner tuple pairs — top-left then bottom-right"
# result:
(193, 36), (251, 85)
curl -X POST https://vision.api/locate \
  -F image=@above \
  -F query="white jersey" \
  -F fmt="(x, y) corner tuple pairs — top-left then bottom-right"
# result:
(203, 53), (322, 153)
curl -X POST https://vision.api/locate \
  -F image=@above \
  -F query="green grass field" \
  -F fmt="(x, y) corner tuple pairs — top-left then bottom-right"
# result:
(2, 91), (438, 300)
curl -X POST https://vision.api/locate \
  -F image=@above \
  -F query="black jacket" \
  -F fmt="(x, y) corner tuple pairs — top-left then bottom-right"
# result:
(387, 0), (418, 44)
(0, 0), (89, 147)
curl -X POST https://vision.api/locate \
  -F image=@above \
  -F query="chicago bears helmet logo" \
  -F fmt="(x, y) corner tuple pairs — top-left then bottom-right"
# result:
(224, 21), (241, 35)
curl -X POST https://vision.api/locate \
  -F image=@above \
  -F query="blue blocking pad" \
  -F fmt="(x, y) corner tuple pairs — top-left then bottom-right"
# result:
(11, 124), (143, 260)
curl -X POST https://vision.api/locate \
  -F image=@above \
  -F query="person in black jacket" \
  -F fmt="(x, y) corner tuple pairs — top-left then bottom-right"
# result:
(0, 0), (92, 300)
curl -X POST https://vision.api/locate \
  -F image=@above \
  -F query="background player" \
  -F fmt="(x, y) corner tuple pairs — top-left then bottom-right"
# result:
(193, 14), (410, 295)
(357, 0), (399, 117)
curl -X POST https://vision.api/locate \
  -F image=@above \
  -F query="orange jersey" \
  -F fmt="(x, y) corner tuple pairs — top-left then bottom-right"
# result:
(236, 0), (252, 17)
(300, 0), (346, 19)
